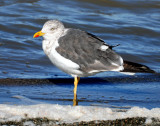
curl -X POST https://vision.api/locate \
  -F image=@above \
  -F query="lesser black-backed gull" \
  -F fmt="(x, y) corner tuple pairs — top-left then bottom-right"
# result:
(33, 20), (155, 105)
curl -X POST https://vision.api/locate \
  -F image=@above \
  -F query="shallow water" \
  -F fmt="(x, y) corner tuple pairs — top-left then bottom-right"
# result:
(0, 74), (160, 109)
(0, 0), (160, 108)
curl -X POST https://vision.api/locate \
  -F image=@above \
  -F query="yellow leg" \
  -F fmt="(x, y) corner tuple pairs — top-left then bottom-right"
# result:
(73, 76), (80, 106)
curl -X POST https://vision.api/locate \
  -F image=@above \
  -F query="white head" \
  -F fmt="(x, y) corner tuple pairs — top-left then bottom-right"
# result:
(33, 20), (65, 40)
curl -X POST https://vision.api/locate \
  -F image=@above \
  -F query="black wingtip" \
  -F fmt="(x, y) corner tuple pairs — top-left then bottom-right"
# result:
(109, 44), (120, 49)
(121, 60), (156, 74)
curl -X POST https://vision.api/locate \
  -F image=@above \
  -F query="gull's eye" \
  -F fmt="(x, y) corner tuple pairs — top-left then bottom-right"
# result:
(50, 28), (54, 31)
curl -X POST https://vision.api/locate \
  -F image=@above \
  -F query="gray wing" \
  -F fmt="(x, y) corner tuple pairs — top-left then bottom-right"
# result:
(56, 29), (123, 73)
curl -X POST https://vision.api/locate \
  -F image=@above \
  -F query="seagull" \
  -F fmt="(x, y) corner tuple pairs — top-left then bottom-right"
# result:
(33, 20), (155, 105)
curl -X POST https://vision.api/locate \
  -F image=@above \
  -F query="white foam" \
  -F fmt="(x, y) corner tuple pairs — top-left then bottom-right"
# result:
(0, 104), (160, 123)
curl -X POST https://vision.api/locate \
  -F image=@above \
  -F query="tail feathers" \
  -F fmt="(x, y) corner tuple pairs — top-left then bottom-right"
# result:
(121, 60), (156, 74)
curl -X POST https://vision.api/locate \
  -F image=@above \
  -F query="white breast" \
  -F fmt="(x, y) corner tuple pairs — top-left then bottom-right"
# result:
(42, 38), (83, 77)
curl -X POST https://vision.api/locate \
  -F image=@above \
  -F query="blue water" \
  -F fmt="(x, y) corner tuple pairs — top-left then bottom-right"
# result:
(0, 0), (160, 109)
(0, 0), (160, 78)
(0, 75), (160, 109)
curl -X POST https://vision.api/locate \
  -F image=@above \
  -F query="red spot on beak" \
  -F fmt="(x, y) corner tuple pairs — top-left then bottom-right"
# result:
(34, 35), (39, 38)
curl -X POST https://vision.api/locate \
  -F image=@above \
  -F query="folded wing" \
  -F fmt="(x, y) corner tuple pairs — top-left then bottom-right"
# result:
(56, 29), (124, 74)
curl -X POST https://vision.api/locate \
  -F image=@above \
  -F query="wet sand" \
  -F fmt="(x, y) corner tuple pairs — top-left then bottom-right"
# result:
(0, 117), (160, 126)
(0, 74), (159, 85)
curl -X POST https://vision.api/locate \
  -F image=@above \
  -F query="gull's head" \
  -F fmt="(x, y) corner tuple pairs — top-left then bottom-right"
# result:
(33, 20), (65, 40)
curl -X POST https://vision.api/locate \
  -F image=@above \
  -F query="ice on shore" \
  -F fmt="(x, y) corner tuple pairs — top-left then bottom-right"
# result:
(0, 104), (160, 124)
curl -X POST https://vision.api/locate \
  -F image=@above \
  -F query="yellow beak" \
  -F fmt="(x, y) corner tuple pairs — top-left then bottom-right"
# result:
(33, 31), (45, 38)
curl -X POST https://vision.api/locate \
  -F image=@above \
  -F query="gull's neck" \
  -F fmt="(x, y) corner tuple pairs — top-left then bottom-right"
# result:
(42, 28), (67, 56)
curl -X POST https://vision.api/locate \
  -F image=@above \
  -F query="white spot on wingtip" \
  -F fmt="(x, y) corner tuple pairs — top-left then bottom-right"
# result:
(100, 45), (109, 51)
